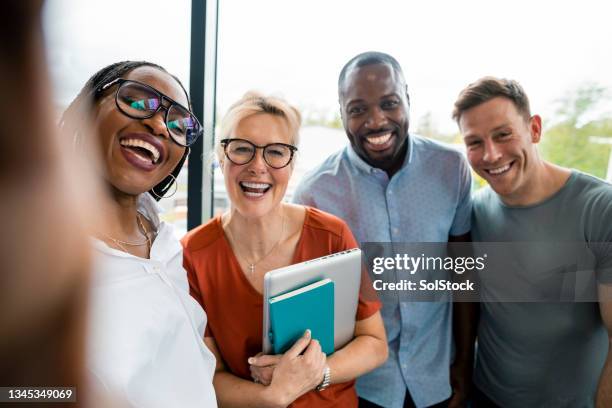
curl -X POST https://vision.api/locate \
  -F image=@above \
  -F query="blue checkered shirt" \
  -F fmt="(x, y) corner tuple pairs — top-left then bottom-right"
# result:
(293, 134), (472, 408)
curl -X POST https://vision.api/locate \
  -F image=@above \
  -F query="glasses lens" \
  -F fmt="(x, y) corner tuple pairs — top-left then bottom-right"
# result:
(226, 140), (255, 164)
(167, 104), (201, 146)
(264, 144), (293, 168)
(116, 82), (161, 118)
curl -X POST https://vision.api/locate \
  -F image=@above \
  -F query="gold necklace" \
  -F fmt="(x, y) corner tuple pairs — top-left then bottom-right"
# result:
(227, 215), (286, 274)
(101, 213), (152, 253)
(136, 214), (153, 253)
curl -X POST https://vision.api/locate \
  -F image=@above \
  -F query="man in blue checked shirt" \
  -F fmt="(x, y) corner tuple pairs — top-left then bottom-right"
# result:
(293, 51), (476, 408)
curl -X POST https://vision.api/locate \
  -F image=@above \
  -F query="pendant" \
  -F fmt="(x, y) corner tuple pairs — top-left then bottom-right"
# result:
(249, 264), (255, 274)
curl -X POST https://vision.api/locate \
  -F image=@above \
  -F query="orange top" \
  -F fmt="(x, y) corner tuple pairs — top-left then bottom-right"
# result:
(182, 207), (381, 408)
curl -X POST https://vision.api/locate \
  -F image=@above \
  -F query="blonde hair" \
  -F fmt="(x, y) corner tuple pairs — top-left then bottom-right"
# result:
(215, 91), (302, 163)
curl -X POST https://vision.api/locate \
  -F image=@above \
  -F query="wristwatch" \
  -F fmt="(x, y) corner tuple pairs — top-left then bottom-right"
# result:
(316, 365), (331, 391)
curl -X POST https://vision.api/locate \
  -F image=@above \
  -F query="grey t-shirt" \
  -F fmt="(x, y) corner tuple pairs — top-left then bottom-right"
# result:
(472, 170), (612, 408)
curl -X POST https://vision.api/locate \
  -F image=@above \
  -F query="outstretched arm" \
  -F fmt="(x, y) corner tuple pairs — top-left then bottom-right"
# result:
(1, 0), (97, 390)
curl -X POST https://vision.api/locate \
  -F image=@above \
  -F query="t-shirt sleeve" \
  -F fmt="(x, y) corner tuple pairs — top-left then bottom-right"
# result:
(450, 154), (473, 236)
(595, 244), (612, 284)
(590, 187), (612, 284)
(594, 239), (612, 284)
(337, 221), (382, 321)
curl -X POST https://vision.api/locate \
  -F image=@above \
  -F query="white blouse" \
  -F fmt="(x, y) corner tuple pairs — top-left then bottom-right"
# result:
(87, 194), (217, 408)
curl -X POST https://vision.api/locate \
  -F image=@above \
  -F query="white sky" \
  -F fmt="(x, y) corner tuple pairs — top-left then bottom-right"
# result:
(44, 0), (612, 134)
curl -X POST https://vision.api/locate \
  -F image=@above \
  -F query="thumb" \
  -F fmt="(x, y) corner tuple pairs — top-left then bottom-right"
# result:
(249, 354), (281, 367)
(284, 329), (312, 359)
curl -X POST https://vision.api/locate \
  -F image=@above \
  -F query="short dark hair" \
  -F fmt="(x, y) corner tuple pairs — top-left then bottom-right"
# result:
(338, 51), (407, 97)
(452, 76), (531, 123)
(60, 61), (191, 201)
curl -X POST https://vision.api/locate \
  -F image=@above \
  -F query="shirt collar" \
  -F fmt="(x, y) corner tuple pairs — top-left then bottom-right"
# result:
(346, 133), (414, 174)
(138, 192), (163, 229)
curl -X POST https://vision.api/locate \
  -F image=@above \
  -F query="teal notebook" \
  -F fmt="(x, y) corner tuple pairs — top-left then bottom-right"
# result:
(268, 278), (335, 355)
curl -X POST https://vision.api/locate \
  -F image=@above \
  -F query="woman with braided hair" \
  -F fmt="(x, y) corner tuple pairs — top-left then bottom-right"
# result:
(61, 61), (217, 407)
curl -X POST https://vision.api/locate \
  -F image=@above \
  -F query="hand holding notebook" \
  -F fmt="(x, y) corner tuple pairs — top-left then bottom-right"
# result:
(249, 329), (327, 398)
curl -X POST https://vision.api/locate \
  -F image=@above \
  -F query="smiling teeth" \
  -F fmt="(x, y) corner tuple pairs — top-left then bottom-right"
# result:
(240, 182), (271, 189)
(488, 163), (511, 175)
(120, 138), (160, 163)
(367, 133), (392, 145)
(240, 181), (271, 198)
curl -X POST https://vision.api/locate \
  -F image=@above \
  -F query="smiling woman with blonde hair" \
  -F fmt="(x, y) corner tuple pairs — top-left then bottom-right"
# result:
(182, 91), (388, 407)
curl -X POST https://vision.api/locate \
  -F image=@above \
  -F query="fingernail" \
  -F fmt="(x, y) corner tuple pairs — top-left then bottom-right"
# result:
(248, 357), (255, 364)
(304, 329), (311, 337)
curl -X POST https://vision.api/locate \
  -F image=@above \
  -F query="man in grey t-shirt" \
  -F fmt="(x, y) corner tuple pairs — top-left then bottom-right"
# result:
(453, 76), (612, 407)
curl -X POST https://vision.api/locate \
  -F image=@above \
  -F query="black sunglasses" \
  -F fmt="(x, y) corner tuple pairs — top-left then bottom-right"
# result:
(99, 79), (202, 147)
(220, 138), (298, 169)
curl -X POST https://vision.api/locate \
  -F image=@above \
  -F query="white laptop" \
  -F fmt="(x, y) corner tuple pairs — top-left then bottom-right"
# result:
(262, 248), (362, 354)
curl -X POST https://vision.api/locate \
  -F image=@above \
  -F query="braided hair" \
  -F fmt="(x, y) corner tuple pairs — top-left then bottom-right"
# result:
(60, 61), (192, 200)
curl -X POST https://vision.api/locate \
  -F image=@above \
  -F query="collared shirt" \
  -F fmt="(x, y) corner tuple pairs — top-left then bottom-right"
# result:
(87, 194), (217, 408)
(293, 134), (472, 408)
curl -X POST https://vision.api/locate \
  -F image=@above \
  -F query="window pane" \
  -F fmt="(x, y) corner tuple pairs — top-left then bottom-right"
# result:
(214, 0), (612, 212)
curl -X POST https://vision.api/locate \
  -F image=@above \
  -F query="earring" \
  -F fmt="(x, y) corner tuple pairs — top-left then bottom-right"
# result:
(150, 174), (178, 199)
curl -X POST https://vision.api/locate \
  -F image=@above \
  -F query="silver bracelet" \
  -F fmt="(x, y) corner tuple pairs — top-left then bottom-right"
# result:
(316, 365), (331, 391)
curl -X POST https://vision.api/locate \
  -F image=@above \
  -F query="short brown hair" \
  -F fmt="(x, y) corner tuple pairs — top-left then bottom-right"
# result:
(452, 76), (531, 123)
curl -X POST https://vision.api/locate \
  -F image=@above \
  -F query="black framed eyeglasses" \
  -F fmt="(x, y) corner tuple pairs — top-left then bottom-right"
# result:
(220, 138), (298, 169)
(99, 78), (203, 147)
